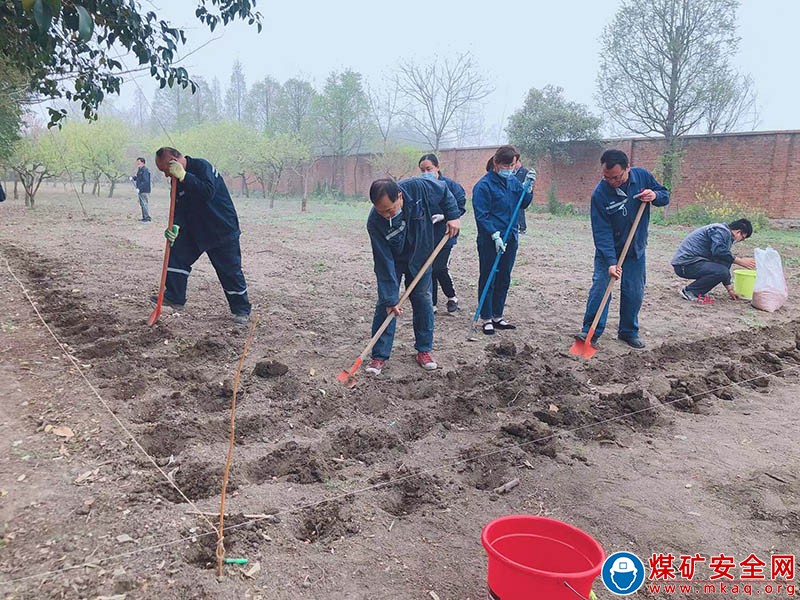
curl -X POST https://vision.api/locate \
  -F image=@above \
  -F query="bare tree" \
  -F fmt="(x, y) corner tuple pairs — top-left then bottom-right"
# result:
(225, 59), (248, 123)
(396, 52), (493, 152)
(277, 78), (316, 135)
(246, 76), (282, 132)
(703, 70), (759, 134)
(367, 83), (404, 149)
(597, 0), (749, 188)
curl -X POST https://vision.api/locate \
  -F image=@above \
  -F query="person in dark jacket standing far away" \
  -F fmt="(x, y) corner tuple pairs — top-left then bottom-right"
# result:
(364, 177), (461, 376)
(575, 149), (669, 349)
(472, 145), (534, 336)
(130, 157), (152, 222)
(418, 153), (467, 314)
(152, 147), (252, 325)
(672, 219), (756, 301)
(513, 155), (530, 234)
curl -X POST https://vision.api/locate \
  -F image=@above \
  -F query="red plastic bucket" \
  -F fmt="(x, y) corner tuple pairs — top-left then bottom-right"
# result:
(482, 515), (605, 600)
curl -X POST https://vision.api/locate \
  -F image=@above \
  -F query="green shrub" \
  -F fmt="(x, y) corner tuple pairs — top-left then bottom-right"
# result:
(652, 183), (770, 231)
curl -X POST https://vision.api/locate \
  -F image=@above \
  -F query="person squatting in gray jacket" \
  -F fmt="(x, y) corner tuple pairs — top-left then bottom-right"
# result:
(671, 219), (756, 301)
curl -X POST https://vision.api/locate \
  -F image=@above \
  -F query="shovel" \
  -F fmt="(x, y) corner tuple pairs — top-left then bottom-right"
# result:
(147, 177), (178, 326)
(570, 200), (647, 359)
(337, 233), (451, 386)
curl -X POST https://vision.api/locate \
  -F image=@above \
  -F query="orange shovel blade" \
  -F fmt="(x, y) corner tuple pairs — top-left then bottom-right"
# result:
(336, 357), (362, 386)
(147, 302), (162, 327)
(569, 330), (598, 359)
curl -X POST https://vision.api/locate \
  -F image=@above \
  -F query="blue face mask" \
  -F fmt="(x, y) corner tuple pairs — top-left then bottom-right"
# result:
(421, 172), (438, 181)
(498, 169), (515, 179)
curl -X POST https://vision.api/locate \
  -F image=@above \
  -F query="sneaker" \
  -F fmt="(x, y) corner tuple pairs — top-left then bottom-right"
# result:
(365, 359), (386, 375)
(233, 313), (250, 325)
(416, 351), (437, 370)
(446, 298), (460, 313)
(680, 287), (697, 301)
(149, 294), (185, 310)
(618, 336), (645, 349)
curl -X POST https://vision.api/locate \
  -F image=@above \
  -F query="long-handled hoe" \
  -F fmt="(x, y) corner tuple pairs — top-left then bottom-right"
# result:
(147, 177), (177, 326)
(569, 201), (646, 360)
(467, 176), (533, 341)
(337, 233), (451, 387)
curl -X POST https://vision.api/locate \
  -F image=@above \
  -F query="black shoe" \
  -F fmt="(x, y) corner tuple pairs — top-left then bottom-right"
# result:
(446, 299), (460, 313)
(574, 332), (599, 347)
(618, 336), (645, 349)
(679, 287), (696, 301)
(233, 313), (250, 325)
(149, 294), (185, 310)
(492, 318), (516, 330)
(482, 322), (495, 335)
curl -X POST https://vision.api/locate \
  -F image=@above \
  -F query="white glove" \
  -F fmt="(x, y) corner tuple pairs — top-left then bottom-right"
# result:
(525, 169), (537, 184)
(135, 188), (139, 193)
(491, 231), (506, 254)
(431, 214), (445, 224)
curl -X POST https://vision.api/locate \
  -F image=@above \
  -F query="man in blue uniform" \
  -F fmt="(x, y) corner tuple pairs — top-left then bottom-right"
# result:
(152, 147), (251, 325)
(130, 157), (152, 222)
(365, 177), (461, 375)
(576, 149), (669, 349)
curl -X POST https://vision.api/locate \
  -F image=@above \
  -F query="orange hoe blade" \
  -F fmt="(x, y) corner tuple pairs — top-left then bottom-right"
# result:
(336, 357), (363, 387)
(569, 329), (598, 360)
(147, 178), (177, 326)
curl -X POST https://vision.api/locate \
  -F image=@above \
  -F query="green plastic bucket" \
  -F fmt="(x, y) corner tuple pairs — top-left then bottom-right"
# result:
(733, 269), (757, 299)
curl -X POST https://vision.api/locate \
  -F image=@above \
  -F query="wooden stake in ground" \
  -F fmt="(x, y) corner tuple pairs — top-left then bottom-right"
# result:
(217, 316), (259, 576)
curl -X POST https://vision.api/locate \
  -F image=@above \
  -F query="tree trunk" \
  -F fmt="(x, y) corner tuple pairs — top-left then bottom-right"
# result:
(108, 180), (116, 198)
(301, 168), (308, 213)
(81, 172), (86, 194)
(92, 179), (100, 196)
(13, 175), (18, 200)
(240, 174), (249, 198)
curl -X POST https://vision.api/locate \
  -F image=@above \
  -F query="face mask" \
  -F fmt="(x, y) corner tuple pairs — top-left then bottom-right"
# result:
(421, 172), (438, 181)
(498, 169), (514, 179)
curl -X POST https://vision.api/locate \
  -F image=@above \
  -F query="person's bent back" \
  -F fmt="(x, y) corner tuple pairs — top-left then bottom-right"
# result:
(671, 218), (756, 301)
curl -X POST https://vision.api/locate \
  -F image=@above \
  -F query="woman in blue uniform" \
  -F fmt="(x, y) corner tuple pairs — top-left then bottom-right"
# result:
(418, 153), (467, 314)
(472, 145), (533, 335)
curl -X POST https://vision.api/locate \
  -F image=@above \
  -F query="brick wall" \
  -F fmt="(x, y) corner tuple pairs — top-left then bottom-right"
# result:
(265, 130), (800, 219)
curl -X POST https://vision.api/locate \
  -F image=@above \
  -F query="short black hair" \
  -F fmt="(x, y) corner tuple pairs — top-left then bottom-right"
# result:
(156, 147), (182, 159)
(419, 153), (439, 167)
(600, 149), (629, 170)
(136, 157), (146, 164)
(729, 218), (753, 238)
(369, 178), (400, 204)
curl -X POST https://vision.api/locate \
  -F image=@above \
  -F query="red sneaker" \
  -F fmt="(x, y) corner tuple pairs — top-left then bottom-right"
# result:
(416, 351), (438, 371)
(365, 359), (386, 375)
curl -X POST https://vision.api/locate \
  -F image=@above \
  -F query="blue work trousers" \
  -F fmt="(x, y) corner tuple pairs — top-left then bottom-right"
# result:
(371, 266), (434, 360)
(477, 235), (519, 321)
(581, 252), (646, 339)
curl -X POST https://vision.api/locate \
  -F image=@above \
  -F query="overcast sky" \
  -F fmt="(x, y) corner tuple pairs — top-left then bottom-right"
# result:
(119, 0), (800, 143)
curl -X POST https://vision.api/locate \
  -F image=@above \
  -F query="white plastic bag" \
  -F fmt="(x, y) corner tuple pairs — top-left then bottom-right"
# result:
(751, 247), (788, 312)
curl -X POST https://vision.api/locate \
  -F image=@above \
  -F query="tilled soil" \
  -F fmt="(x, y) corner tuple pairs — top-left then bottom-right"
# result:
(1, 192), (799, 599)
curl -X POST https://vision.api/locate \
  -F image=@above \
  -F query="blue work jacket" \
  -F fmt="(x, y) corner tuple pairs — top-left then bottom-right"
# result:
(590, 167), (669, 265)
(367, 177), (460, 307)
